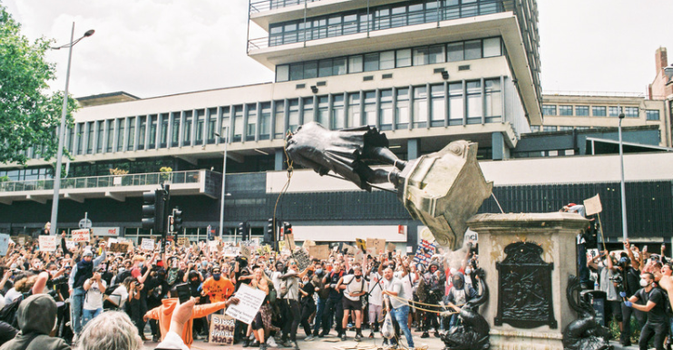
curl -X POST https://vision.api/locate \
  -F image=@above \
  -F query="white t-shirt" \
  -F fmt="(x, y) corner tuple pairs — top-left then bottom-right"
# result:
(4, 288), (22, 305)
(342, 275), (368, 302)
(400, 272), (414, 302)
(83, 279), (107, 310)
(110, 284), (129, 309)
(368, 272), (383, 306)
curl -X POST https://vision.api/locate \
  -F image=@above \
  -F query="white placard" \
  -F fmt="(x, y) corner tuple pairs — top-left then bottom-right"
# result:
(0, 234), (9, 256)
(141, 238), (155, 251)
(65, 239), (76, 250)
(225, 284), (266, 325)
(39, 235), (57, 252)
(71, 229), (90, 243)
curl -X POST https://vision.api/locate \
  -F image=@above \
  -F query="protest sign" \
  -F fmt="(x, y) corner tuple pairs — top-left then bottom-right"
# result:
(225, 284), (266, 324)
(0, 234), (9, 256)
(110, 242), (131, 253)
(584, 194), (603, 216)
(285, 233), (296, 251)
(223, 242), (239, 257)
(342, 244), (357, 256)
(39, 235), (56, 252)
(413, 239), (437, 267)
(240, 245), (251, 260)
(65, 239), (76, 250)
(141, 238), (155, 251)
(209, 314), (235, 345)
(177, 237), (188, 246)
(356, 238), (367, 253)
(387, 242), (396, 253)
(293, 249), (312, 271)
(367, 238), (386, 255)
(208, 240), (219, 250)
(71, 229), (90, 243)
(17, 237), (25, 247)
(308, 245), (330, 260)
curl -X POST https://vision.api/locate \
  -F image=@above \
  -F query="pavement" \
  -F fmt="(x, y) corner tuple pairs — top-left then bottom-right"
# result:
(141, 329), (642, 350)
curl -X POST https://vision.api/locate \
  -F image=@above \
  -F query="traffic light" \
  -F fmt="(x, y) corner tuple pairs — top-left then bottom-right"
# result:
(238, 222), (247, 240)
(142, 189), (166, 233)
(283, 222), (292, 235)
(173, 207), (183, 233)
(265, 218), (274, 244)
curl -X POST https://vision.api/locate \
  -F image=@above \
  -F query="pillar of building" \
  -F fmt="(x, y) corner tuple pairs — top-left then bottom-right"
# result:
(274, 151), (284, 171)
(492, 132), (507, 160)
(407, 138), (419, 160)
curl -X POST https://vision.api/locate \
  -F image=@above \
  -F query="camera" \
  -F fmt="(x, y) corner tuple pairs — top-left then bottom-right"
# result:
(610, 274), (624, 294)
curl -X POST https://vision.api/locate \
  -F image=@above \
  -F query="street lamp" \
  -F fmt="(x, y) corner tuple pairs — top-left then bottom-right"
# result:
(214, 127), (229, 238)
(618, 111), (628, 241)
(50, 23), (94, 236)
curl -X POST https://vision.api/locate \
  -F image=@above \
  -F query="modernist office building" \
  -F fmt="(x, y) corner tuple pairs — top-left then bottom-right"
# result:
(0, 0), (671, 248)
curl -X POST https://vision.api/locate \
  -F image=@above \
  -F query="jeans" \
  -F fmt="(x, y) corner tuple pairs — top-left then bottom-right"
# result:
(82, 308), (102, 329)
(70, 287), (86, 335)
(391, 305), (414, 348)
(639, 322), (667, 350)
(313, 297), (326, 335)
(622, 303), (647, 342)
(322, 298), (344, 335)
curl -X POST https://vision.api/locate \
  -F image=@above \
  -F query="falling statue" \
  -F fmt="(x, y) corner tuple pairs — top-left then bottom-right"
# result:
(286, 122), (493, 249)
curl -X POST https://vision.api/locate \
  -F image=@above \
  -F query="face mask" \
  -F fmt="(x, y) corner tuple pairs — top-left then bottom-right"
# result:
(355, 275), (362, 280)
(213, 274), (221, 281)
(201, 261), (208, 267)
(640, 279), (649, 287)
(465, 268), (472, 275)
(316, 268), (323, 275)
(191, 279), (199, 284)
(454, 279), (464, 288)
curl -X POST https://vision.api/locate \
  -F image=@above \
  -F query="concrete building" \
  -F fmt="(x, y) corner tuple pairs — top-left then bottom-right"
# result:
(0, 1), (671, 247)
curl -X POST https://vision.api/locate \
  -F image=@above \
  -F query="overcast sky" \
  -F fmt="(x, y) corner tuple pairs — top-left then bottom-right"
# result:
(4, 0), (673, 99)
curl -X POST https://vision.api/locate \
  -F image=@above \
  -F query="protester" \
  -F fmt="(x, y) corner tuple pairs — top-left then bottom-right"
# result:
(0, 294), (69, 350)
(624, 272), (668, 350)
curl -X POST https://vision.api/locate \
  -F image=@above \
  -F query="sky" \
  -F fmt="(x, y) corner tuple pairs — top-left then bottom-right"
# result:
(4, 0), (673, 99)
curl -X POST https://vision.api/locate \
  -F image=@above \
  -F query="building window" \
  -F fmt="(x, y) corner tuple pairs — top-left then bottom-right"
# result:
(170, 112), (180, 147)
(126, 117), (136, 151)
(137, 116), (146, 150)
(347, 93), (361, 128)
(483, 37), (501, 57)
(246, 104), (257, 141)
(466, 81), (482, 124)
(106, 120), (114, 152)
(464, 40), (482, 60)
(396, 48), (412, 67)
(182, 111), (192, 146)
(316, 96), (329, 126)
(363, 91), (377, 126)
(159, 113), (169, 148)
(609, 106), (622, 117)
(349, 55), (363, 73)
(96, 121), (104, 153)
(379, 89), (393, 130)
(205, 109), (216, 144)
(380, 51), (395, 70)
(302, 97), (314, 124)
(624, 107), (639, 118)
(430, 84), (445, 127)
(288, 99), (300, 133)
(195, 109), (205, 144)
(575, 106), (589, 116)
(530, 125), (540, 132)
(559, 126), (573, 131)
(542, 105), (557, 116)
(646, 110), (660, 121)
(485, 78), (502, 123)
(332, 94), (345, 130)
(413, 86), (428, 128)
(233, 106), (244, 142)
(543, 126), (557, 132)
(86, 121), (94, 154)
(364, 53), (379, 72)
(448, 82), (464, 125)
(273, 101), (285, 139)
(396, 88), (410, 129)
(592, 106), (606, 117)
(219, 107), (230, 142)
(558, 105), (573, 116)
(260, 103), (271, 140)
(276, 65), (289, 82)
(149, 115), (158, 149)
(116, 119), (125, 152)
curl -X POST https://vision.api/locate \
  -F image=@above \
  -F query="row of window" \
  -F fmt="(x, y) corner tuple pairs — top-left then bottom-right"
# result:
(14, 79), (506, 160)
(269, 0), (504, 47)
(542, 105), (660, 120)
(276, 37), (502, 82)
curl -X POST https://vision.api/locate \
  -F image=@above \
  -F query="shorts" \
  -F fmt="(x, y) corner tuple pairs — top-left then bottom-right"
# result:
(343, 297), (363, 311)
(369, 303), (383, 323)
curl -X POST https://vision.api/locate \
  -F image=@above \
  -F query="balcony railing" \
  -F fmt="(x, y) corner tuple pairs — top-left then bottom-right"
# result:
(249, 0), (325, 14)
(0, 170), (202, 193)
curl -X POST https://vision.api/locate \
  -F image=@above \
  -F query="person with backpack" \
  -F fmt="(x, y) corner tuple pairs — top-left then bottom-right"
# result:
(336, 265), (367, 341)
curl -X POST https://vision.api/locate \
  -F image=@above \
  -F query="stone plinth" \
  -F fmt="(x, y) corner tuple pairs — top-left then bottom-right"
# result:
(467, 212), (589, 350)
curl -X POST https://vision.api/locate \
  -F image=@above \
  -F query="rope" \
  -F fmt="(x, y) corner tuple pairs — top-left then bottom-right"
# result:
(387, 294), (459, 315)
(272, 133), (295, 252)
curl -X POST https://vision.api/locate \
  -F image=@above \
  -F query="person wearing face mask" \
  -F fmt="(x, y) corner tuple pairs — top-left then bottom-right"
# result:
(298, 273), (316, 341)
(279, 259), (314, 349)
(335, 265), (367, 341)
(443, 271), (477, 331)
(147, 267), (170, 342)
(202, 266), (235, 305)
(587, 251), (623, 336)
(186, 269), (207, 340)
(419, 261), (444, 338)
(310, 263), (329, 339)
(623, 272), (668, 350)
(321, 261), (346, 338)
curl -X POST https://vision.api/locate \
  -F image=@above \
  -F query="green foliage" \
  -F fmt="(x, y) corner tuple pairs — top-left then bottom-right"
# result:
(0, 4), (77, 165)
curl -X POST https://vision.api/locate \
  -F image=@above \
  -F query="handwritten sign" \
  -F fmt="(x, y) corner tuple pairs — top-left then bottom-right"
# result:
(584, 194), (603, 216)
(39, 235), (57, 252)
(240, 245), (251, 260)
(110, 242), (131, 253)
(285, 233), (296, 251)
(223, 242), (239, 257)
(209, 314), (235, 345)
(387, 242), (396, 253)
(225, 284), (266, 324)
(71, 229), (90, 243)
(17, 237), (25, 247)
(293, 249), (312, 271)
(367, 238), (386, 255)
(65, 239), (76, 250)
(356, 238), (367, 253)
(308, 245), (330, 260)
(342, 244), (357, 256)
(141, 238), (155, 251)
(0, 234), (9, 256)
(177, 237), (188, 246)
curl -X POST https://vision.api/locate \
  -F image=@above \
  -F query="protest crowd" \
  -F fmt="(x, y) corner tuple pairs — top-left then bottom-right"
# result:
(0, 227), (482, 350)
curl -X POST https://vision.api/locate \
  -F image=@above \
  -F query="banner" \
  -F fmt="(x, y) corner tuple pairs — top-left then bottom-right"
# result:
(39, 235), (57, 252)
(141, 238), (155, 251)
(225, 284), (266, 324)
(0, 234), (9, 256)
(413, 239), (437, 267)
(71, 229), (90, 243)
(209, 314), (235, 345)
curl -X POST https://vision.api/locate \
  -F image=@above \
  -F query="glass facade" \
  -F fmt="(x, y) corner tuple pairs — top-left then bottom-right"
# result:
(592, 106), (606, 117)
(276, 37), (502, 82)
(646, 110), (660, 121)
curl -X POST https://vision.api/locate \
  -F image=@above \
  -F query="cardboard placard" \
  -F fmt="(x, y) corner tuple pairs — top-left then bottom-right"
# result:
(0, 234), (9, 256)
(141, 238), (155, 251)
(225, 284), (266, 324)
(110, 242), (131, 253)
(342, 244), (357, 256)
(177, 237), (188, 246)
(285, 233), (296, 251)
(584, 194), (603, 216)
(308, 244), (330, 260)
(39, 235), (57, 252)
(356, 238), (367, 253)
(293, 249), (312, 271)
(71, 229), (90, 243)
(366, 238), (386, 255)
(387, 242), (396, 253)
(65, 239), (76, 250)
(17, 237), (25, 247)
(240, 245), (251, 260)
(209, 314), (235, 345)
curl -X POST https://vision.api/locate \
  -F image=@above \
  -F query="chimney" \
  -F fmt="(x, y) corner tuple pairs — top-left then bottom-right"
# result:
(656, 47), (668, 73)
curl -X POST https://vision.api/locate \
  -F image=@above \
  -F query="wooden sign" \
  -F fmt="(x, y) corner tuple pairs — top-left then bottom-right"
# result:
(209, 314), (235, 345)
(177, 237), (188, 246)
(109, 242), (131, 253)
(366, 238), (386, 255)
(308, 245), (330, 260)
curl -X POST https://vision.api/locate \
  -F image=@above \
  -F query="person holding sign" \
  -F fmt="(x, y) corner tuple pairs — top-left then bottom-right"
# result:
(247, 267), (280, 350)
(279, 258), (314, 350)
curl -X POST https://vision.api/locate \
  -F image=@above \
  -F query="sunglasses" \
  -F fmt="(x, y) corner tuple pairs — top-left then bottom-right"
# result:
(290, 262), (297, 265)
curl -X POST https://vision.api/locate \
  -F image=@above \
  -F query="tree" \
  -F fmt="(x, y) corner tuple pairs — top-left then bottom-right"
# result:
(0, 4), (77, 166)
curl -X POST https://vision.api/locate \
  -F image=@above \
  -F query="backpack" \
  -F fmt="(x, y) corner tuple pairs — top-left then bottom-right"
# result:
(0, 294), (24, 328)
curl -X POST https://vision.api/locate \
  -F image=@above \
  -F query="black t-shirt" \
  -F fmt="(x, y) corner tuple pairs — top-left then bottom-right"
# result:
(327, 270), (345, 300)
(621, 266), (641, 295)
(634, 287), (668, 325)
(301, 281), (315, 303)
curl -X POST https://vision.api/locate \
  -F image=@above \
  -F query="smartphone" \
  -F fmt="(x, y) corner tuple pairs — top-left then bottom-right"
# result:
(175, 283), (191, 304)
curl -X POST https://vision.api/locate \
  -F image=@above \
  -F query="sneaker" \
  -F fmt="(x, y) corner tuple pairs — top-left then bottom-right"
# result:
(243, 339), (251, 348)
(267, 337), (278, 348)
(318, 332), (327, 338)
(368, 332), (374, 339)
(434, 331), (441, 338)
(260, 343), (268, 350)
(355, 333), (362, 342)
(281, 340), (293, 348)
(305, 335), (315, 341)
(420, 331), (429, 338)
(292, 341), (300, 350)
(340, 333), (347, 341)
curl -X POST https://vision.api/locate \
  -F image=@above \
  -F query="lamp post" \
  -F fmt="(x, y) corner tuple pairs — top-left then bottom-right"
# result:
(618, 111), (628, 241)
(50, 23), (94, 236)
(214, 127), (229, 238)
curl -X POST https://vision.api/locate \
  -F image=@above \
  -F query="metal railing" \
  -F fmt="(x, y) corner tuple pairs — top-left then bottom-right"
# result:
(0, 170), (204, 193)
(249, 0), (325, 14)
